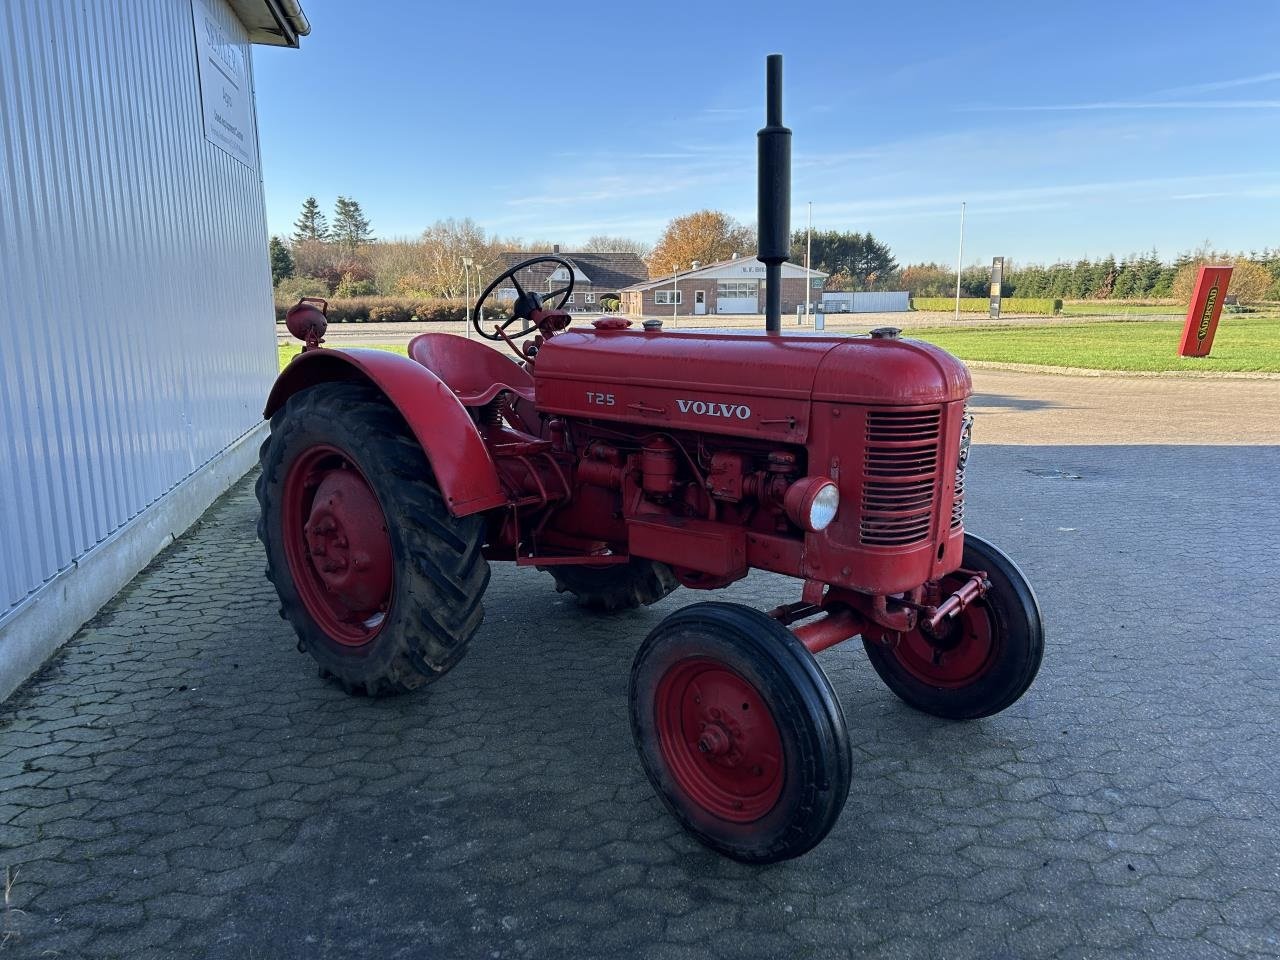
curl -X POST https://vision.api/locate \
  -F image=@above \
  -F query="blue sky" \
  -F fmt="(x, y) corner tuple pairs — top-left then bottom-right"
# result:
(253, 0), (1280, 266)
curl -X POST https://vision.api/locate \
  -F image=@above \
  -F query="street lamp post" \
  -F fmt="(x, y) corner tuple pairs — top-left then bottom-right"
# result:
(805, 200), (813, 319)
(953, 201), (966, 322)
(463, 256), (474, 338)
(672, 263), (679, 325)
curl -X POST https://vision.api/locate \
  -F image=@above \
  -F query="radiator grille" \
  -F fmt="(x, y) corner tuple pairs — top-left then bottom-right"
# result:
(951, 410), (971, 529)
(860, 409), (942, 547)
(951, 469), (965, 528)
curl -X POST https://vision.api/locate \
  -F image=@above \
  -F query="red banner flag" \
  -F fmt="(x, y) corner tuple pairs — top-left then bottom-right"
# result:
(1178, 265), (1232, 357)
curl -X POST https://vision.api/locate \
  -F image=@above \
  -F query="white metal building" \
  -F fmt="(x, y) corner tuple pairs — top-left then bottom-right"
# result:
(820, 291), (911, 313)
(0, 0), (309, 700)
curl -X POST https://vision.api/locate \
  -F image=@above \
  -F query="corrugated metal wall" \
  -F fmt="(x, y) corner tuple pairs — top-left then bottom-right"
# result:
(0, 0), (275, 622)
(821, 292), (912, 313)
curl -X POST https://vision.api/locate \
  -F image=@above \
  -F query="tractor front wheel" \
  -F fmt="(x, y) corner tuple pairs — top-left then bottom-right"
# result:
(863, 533), (1044, 720)
(545, 558), (678, 612)
(257, 382), (490, 696)
(630, 602), (852, 863)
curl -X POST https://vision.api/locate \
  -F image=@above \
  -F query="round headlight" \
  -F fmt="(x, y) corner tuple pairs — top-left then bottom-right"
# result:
(808, 482), (840, 530)
(784, 477), (840, 532)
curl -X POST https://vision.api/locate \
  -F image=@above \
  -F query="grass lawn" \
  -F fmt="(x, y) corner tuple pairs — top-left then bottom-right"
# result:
(279, 316), (1279, 374)
(1059, 303), (1180, 316)
(909, 316), (1279, 372)
(278, 343), (407, 369)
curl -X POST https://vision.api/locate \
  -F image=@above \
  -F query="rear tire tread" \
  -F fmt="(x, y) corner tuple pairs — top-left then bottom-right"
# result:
(257, 382), (490, 696)
(546, 558), (679, 612)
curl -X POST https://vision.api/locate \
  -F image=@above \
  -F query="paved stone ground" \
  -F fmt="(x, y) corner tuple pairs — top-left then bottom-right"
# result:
(2, 376), (1278, 959)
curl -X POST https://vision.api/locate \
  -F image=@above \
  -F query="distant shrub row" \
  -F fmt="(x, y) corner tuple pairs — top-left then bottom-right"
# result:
(911, 297), (1062, 315)
(273, 294), (508, 324)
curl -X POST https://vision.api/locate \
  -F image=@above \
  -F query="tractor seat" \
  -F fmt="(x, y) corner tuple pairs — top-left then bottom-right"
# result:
(407, 333), (535, 407)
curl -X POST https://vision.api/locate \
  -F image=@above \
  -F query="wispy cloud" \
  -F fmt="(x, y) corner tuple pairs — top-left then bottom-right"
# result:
(507, 176), (702, 207)
(1172, 184), (1280, 201)
(963, 99), (1280, 113)
(813, 171), (1278, 220)
(963, 69), (1280, 114)
(1152, 71), (1280, 98)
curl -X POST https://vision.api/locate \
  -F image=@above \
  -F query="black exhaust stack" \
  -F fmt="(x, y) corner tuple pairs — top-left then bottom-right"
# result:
(757, 54), (791, 335)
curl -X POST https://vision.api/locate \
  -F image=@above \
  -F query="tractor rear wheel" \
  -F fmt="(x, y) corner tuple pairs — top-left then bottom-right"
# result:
(257, 382), (490, 696)
(630, 602), (852, 863)
(863, 533), (1043, 720)
(545, 558), (678, 612)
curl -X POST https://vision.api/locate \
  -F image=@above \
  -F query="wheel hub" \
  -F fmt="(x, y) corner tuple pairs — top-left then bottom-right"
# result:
(655, 658), (784, 822)
(281, 445), (394, 647)
(892, 576), (995, 687)
(304, 471), (393, 612)
(696, 722), (733, 759)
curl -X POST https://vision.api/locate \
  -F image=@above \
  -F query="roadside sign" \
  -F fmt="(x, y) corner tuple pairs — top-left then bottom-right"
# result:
(1178, 265), (1232, 357)
(989, 257), (1004, 319)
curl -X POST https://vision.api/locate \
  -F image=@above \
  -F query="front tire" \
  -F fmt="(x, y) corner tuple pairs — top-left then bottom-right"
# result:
(257, 382), (490, 696)
(630, 602), (852, 864)
(863, 533), (1044, 720)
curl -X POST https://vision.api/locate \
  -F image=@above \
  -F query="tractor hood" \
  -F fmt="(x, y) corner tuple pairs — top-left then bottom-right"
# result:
(533, 326), (971, 444)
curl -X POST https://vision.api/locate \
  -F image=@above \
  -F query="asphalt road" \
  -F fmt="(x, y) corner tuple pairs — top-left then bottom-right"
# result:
(1, 370), (1277, 959)
(277, 311), (1201, 349)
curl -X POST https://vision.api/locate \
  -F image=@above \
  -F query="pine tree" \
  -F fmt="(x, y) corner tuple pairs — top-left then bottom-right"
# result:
(269, 236), (294, 286)
(292, 197), (329, 244)
(1112, 258), (1136, 299)
(332, 196), (374, 252)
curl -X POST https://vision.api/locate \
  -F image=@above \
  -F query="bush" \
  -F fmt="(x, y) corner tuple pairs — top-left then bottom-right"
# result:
(334, 272), (377, 298)
(1171, 259), (1273, 306)
(275, 275), (330, 303)
(273, 295), (511, 324)
(910, 297), (1061, 315)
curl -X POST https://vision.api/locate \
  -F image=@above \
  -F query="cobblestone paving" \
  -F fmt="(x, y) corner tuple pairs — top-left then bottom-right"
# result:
(1, 440), (1278, 959)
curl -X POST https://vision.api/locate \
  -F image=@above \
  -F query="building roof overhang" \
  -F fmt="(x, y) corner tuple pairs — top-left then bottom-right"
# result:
(228, 0), (311, 47)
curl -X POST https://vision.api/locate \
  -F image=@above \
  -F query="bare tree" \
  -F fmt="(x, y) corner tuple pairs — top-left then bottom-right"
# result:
(581, 235), (652, 259)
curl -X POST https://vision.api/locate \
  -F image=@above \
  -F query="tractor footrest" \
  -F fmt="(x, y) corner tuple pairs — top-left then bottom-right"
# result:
(627, 517), (747, 578)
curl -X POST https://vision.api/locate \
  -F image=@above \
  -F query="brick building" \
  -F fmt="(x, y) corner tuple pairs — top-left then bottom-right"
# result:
(493, 247), (647, 312)
(621, 256), (827, 317)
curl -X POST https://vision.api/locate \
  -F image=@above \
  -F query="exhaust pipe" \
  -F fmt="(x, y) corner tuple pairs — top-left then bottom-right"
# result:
(757, 54), (791, 335)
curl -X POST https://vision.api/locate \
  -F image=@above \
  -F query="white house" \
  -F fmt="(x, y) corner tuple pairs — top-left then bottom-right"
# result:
(0, 0), (310, 700)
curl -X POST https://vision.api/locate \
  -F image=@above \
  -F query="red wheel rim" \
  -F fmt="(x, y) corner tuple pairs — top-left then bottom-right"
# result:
(654, 658), (785, 823)
(282, 444), (394, 647)
(891, 576), (996, 688)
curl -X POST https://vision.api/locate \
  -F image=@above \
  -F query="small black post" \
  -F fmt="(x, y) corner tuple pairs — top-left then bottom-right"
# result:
(757, 54), (791, 335)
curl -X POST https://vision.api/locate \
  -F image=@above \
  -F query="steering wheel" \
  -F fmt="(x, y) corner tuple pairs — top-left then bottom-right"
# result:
(473, 256), (576, 342)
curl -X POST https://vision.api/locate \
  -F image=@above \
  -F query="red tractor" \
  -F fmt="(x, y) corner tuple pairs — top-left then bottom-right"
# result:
(258, 57), (1043, 863)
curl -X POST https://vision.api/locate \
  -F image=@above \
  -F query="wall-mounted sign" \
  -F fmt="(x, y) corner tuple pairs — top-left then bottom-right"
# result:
(190, 0), (257, 169)
(1178, 265), (1232, 357)
(989, 257), (1004, 319)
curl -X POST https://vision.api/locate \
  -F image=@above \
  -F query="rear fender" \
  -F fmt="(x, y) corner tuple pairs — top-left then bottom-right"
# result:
(266, 348), (508, 517)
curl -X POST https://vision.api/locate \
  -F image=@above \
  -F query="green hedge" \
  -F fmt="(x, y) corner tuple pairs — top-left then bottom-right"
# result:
(273, 296), (509, 324)
(911, 297), (1061, 315)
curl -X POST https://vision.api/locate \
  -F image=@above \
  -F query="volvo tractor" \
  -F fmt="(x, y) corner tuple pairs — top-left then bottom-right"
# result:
(258, 56), (1044, 863)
